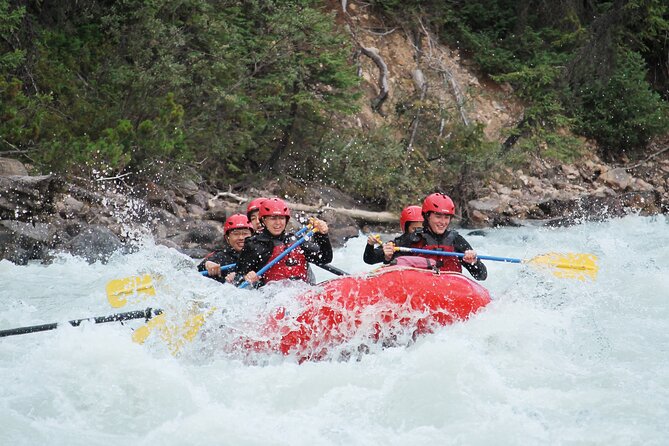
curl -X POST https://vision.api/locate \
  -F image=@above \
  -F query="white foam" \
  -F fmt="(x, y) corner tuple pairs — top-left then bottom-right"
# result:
(1, 215), (668, 445)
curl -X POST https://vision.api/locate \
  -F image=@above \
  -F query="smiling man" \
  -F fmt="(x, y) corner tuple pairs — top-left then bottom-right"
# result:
(234, 197), (332, 287)
(198, 214), (254, 283)
(385, 193), (487, 281)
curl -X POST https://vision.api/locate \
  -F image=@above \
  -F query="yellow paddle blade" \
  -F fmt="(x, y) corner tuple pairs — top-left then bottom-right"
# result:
(526, 253), (599, 281)
(131, 313), (166, 344)
(131, 308), (216, 355)
(106, 274), (156, 308)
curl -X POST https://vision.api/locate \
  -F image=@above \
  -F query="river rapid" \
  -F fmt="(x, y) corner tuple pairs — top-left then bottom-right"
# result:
(1, 215), (668, 445)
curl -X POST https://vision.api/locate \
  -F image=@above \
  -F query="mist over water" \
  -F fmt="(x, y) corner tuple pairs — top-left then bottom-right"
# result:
(1, 215), (668, 445)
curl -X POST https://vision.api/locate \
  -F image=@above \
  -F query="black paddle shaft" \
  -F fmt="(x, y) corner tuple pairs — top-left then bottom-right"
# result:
(314, 263), (349, 276)
(0, 308), (163, 338)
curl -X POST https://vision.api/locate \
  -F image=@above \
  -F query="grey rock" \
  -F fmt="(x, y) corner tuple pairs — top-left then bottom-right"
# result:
(599, 168), (633, 190)
(188, 191), (209, 209)
(0, 158), (28, 176)
(0, 220), (55, 264)
(0, 175), (63, 221)
(180, 247), (211, 259)
(182, 220), (223, 244)
(64, 225), (123, 263)
(468, 197), (502, 213)
(56, 195), (87, 219)
(203, 204), (228, 222)
(176, 179), (199, 198)
(186, 204), (205, 219)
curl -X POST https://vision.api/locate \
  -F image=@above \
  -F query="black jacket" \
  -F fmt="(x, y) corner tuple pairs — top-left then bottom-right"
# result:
(363, 243), (385, 265)
(235, 228), (333, 284)
(197, 244), (240, 283)
(393, 227), (487, 281)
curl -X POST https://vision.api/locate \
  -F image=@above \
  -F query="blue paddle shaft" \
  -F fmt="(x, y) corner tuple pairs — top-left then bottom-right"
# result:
(200, 263), (237, 276)
(201, 228), (309, 278)
(399, 247), (522, 264)
(239, 229), (315, 289)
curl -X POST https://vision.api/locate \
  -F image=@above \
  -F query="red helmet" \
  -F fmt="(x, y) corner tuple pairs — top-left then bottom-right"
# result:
(399, 205), (423, 232)
(422, 193), (455, 216)
(246, 197), (267, 218)
(258, 197), (290, 220)
(224, 214), (254, 234)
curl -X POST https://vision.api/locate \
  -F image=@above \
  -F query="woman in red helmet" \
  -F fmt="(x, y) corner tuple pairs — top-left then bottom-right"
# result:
(198, 214), (254, 283)
(235, 197), (332, 286)
(246, 197), (267, 232)
(363, 205), (423, 265)
(383, 193), (487, 280)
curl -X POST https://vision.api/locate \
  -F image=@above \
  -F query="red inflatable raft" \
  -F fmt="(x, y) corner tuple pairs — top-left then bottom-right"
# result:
(231, 266), (491, 362)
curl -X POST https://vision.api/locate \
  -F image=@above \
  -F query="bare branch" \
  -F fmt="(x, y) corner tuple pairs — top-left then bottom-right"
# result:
(95, 172), (133, 182)
(406, 71), (429, 154)
(211, 191), (246, 204)
(0, 137), (21, 152)
(624, 146), (669, 170)
(363, 27), (397, 37)
(359, 46), (389, 113)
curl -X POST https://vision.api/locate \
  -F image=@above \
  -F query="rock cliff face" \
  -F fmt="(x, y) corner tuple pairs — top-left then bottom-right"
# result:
(334, 2), (669, 227)
(337, 1), (523, 144)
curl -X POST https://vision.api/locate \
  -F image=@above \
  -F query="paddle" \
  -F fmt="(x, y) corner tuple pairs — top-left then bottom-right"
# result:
(130, 306), (216, 355)
(111, 225), (316, 351)
(0, 308), (163, 338)
(105, 266), (235, 308)
(140, 227), (324, 350)
(239, 228), (318, 289)
(314, 263), (348, 276)
(200, 263), (236, 277)
(394, 247), (599, 280)
(105, 227), (310, 304)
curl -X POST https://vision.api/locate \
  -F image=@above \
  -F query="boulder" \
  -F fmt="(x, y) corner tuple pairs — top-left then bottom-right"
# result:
(0, 220), (55, 264)
(181, 220), (224, 244)
(0, 158), (28, 176)
(468, 209), (491, 227)
(55, 195), (87, 219)
(599, 168), (633, 190)
(175, 179), (199, 198)
(64, 225), (123, 263)
(319, 209), (359, 248)
(188, 191), (210, 209)
(560, 164), (580, 179)
(203, 204), (229, 222)
(633, 178), (655, 192)
(0, 175), (63, 221)
(186, 204), (206, 219)
(180, 247), (211, 259)
(468, 197), (503, 213)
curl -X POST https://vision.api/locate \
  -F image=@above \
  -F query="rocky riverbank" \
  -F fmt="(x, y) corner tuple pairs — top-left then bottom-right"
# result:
(1, 151), (668, 265)
(466, 150), (669, 227)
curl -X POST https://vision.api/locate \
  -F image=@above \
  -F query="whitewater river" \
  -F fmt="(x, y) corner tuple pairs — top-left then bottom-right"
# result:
(1, 215), (668, 445)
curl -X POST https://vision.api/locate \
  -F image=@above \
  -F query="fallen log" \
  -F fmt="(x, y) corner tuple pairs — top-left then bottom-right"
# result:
(287, 201), (398, 224)
(209, 193), (398, 224)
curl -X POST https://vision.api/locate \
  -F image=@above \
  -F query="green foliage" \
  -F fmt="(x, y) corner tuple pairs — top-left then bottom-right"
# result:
(575, 49), (669, 156)
(369, 0), (669, 160)
(319, 127), (432, 209)
(3, 0), (669, 204)
(431, 123), (500, 199)
(0, 0), (24, 71)
(0, 0), (359, 182)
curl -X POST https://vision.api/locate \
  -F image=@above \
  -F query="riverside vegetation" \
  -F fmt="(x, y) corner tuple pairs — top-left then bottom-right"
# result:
(1, 0), (669, 215)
